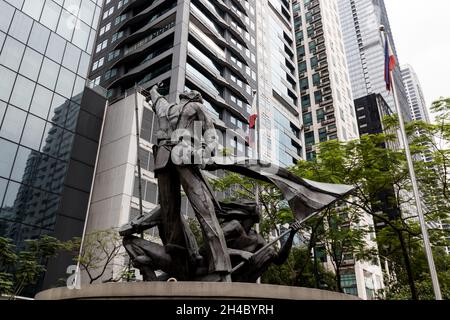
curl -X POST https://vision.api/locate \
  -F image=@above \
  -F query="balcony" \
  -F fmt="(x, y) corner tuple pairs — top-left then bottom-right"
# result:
(321, 119), (335, 126)
(118, 0), (176, 32)
(122, 20), (175, 57)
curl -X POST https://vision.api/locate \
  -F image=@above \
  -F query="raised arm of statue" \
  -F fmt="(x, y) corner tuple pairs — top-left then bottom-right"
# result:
(147, 84), (169, 116)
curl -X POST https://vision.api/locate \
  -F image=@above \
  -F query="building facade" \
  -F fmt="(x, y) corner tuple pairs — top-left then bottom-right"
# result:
(337, 0), (411, 123)
(402, 65), (432, 163)
(254, 0), (304, 166)
(293, 0), (359, 162)
(0, 0), (106, 292)
(89, 0), (258, 145)
(292, 0), (385, 299)
(401, 65), (430, 123)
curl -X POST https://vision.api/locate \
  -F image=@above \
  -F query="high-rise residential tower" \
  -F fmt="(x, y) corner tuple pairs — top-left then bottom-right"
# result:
(337, 0), (411, 122)
(90, 0), (257, 134)
(401, 65), (430, 123)
(254, 0), (304, 166)
(0, 0), (106, 293)
(293, 0), (384, 299)
(293, 0), (359, 160)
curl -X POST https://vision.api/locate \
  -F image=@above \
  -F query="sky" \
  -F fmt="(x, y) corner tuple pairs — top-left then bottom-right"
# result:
(384, 0), (450, 120)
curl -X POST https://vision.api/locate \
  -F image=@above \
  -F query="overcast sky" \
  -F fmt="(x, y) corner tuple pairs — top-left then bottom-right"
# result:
(384, 0), (450, 120)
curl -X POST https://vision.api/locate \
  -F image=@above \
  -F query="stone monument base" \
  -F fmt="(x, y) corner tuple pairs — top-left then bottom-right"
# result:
(35, 282), (359, 300)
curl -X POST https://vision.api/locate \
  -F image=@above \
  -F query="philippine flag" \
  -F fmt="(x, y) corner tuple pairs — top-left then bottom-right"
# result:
(246, 91), (258, 148)
(384, 37), (397, 92)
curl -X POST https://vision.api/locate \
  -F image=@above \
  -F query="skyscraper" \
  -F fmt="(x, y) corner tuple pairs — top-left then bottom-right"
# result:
(337, 0), (411, 122)
(0, 0), (106, 292)
(89, 0), (257, 137)
(401, 64), (430, 123)
(293, 0), (359, 161)
(254, 0), (304, 166)
(293, 0), (384, 300)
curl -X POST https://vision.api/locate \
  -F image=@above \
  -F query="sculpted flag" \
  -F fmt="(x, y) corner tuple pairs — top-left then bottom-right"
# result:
(205, 157), (356, 221)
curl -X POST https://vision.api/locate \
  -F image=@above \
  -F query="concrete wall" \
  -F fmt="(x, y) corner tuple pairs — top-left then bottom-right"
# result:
(86, 93), (146, 233)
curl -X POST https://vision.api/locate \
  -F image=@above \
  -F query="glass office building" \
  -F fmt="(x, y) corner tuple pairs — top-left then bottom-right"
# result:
(337, 0), (411, 122)
(0, 0), (105, 292)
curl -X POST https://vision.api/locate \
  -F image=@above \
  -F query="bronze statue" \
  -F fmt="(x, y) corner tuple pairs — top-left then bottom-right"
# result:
(145, 84), (231, 281)
(120, 85), (356, 283)
(218, 201), (301, 283)
(120, 201), (300, 283)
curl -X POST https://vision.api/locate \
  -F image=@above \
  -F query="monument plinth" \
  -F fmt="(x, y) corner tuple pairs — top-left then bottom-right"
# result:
(35, 282), (359, 300)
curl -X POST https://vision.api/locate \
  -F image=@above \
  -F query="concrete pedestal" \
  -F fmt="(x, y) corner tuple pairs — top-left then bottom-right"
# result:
(35, 282), (359, 300)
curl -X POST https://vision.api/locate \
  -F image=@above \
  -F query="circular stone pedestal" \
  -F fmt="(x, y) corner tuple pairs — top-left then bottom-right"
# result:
(35, 282), (359, 300)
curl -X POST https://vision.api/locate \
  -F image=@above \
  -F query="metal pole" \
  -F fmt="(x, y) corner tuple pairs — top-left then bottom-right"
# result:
(380, 26), (442, 300)
(134, 85), (145, 239)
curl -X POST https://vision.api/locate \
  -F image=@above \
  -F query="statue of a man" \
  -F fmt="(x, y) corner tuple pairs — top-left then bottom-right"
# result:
(146, 84), (231, 281)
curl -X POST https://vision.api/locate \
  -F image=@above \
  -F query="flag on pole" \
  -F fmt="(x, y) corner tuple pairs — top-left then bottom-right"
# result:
(246, 91), (258, 148)
(384, 36), (396, 92)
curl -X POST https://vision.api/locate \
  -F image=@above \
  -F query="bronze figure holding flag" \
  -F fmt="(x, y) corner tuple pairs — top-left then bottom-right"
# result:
(120, 85), (355, 282)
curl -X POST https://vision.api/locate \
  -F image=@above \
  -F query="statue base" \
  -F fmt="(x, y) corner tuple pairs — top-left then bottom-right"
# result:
(35, 282), (359, 300)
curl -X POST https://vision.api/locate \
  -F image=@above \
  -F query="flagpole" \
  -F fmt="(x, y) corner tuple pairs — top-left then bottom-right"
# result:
(251, 90), (262, 284)
(380, 26), (442, 300)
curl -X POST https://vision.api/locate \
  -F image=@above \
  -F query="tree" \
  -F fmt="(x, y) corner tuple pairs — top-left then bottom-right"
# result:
(73, 229), (128, 284)
(316, 206), (378, 292)
(0, 235), (71, 299)
(385, 247), (450, 300)
(261, 246), (337, 290)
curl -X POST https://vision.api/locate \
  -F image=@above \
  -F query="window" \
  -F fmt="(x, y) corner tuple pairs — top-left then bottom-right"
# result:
(19, 47), (43, 81)
(300, 78), (309, 91)
(10, 10), (33, 43)
(311, 56), (318, 68)
(118, 0), (130, 9)
(341, 273), (358, 296)
(91, 57), (105, 71)
(303, 112), (312, 126)
(103, 7), (114, 20)
(10, 75), (35, 110)
(313, 73), (320, 86)
(111, 31), (124, 43)
(0, 105), (27, 143)
(99, 22), (111, 36)
(301, 94), (311, 109)
(108, 49), (120, 61)
(104, 68), (117, 80)
(305, 131), (315, 146)
(314, 91), (322, 104)
(0, 36), (25, 71)
(316, 109), (325, 122)
(96, 40), (108, 53)
(115, 14), (127, 25)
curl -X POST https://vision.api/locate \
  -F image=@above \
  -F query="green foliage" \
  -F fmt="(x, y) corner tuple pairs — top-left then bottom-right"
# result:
(261, 247), (336, 290)
(385, 248), (450, 300)
(212, 97), (450, 299)
(0, 235), (70, 298)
